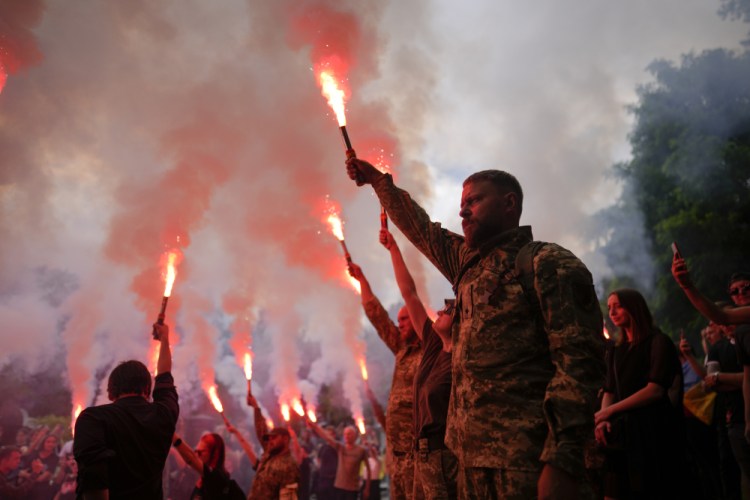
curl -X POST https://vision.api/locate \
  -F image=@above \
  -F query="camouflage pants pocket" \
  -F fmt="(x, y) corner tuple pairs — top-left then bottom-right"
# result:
(413, 449), (458, 500)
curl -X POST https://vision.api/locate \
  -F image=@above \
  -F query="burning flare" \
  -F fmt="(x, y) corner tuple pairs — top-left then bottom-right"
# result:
(345, 269), (362, 295)
(162, 250), (180, 297)
(317, 69), (347, 126)
(327, 213), (345, 242)
(0, 61), (7, 96)
(356, 417), (366, 435)
(266, 418), (275, 430)
(207, 386), (224, 413)
(307, 409), (317, 423)
(292, 398), (305, 417)
(244, 352), (253, 380)
(359, 359), (369, 381)
(71, 404), (83, 435)
(281, 403), (291, 422)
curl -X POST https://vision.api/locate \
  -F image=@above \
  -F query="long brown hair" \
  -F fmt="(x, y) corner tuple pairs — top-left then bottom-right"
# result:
(609, 288), (654, 345)
(200, 433), (226, 473)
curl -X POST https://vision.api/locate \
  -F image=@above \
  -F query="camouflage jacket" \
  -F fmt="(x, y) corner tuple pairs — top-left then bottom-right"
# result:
(363, 295), (422, 454)
(248, 449), (300, 499)
(372, 174), (605, 477)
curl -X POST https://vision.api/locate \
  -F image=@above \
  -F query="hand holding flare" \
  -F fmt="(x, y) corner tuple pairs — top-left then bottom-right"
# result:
(316, 68), (388, 229)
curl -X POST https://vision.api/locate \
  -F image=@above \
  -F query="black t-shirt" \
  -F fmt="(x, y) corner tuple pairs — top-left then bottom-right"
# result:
(708, 336), (745, 424)
(733, 324), (750, 365)
(413, 318), (452, 441)
(604, 331), (679, 400)
(190, 464), (244, 500)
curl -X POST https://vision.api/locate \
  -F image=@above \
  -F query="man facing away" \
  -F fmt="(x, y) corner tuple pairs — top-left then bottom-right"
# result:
(349, 258), (421, 499)
(74, 323), (179, 499)
(346, 159), (605, 499)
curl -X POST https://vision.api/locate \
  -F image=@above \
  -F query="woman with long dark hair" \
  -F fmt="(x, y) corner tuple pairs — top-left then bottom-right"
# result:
(594, 288), (684, 499)
(173, 432), (244, 499)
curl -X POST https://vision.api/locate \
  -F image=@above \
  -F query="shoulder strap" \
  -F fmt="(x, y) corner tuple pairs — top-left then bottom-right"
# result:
(514, 241), (547, 315)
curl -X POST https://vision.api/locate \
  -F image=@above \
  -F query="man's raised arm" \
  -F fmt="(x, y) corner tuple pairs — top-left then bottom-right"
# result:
(153, 323), (172, 375)
(346, 158), (465, 285)
(349, 262), (401, 353)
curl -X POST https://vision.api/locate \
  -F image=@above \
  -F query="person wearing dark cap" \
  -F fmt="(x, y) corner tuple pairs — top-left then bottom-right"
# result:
(243, 395), (299, 499)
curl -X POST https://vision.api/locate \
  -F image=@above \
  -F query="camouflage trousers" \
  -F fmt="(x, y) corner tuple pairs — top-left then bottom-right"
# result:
(458, 467), (537, 500)
(390, 452), (417, 500)
(413, 448), (458, 499)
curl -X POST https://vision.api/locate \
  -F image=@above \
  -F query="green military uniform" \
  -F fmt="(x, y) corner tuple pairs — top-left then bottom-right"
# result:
(363, 295), (422, 500)
(371, 174), (605, 498)
(248, 449), (299, 500)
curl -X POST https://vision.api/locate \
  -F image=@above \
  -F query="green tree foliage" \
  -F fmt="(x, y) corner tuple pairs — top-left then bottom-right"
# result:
(601, 48), (750, 335)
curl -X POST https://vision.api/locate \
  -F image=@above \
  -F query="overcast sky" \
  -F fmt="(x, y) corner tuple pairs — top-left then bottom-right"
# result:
(0, 0), (745, 418)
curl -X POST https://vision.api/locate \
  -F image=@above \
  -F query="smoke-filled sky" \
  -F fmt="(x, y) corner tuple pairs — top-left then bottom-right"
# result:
(0, 0), (746, 422)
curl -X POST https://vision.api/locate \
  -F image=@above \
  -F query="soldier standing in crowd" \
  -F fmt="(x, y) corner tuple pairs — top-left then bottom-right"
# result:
(347, 159), (605, 499)
(349, 260), (421, 499)
(241, 395), (300, 499)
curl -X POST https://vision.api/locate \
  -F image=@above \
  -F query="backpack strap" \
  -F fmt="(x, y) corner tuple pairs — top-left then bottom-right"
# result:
(514, 240), (547, 315)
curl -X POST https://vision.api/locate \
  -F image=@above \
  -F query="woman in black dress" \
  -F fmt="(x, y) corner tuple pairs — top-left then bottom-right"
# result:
(594, 288), (684, 499)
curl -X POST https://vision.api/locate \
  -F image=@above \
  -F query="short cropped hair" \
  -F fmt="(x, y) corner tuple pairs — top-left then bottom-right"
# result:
(107, 360), (152, 400)
(463, 170), (524, 214)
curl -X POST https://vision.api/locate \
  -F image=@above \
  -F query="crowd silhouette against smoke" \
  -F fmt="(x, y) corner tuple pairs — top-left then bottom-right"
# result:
(1, 1), (748, 499)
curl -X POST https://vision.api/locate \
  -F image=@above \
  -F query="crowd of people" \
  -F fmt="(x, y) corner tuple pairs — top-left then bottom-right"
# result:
(0, 159), (748, 499)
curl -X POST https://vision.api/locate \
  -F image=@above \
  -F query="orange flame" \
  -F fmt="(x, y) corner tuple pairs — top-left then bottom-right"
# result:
(317, 69), (347, 126)
(266, 418), (274, 430)
(346, 269), (362, 295)
(161, 250), (181, 297)
(292, 398), (305, 417)
(208, 386), (224, 413)
(603, 326), (610, 340)
(359, 359), (368, 381)
(356, 417), (366, 435)
(0, 61), (6, 96)
(244, 352), (252, 380)
(281, 403), (290, 422)
(327, 213), (345, 242)
(71, 404), (83, 435)
(149, 343), (160, 375)
(307, 409), (317, 423)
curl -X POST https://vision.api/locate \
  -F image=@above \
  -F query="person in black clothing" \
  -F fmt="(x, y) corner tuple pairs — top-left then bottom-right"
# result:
(74, 322), (179, 499)
(173, 432), (244, 499)
(314, 425), (339, 499)
(594, 289), (685, 498)
(378, 228), (458, 499)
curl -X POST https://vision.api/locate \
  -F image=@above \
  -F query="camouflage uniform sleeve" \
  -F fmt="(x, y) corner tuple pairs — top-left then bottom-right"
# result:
(534, 245), (606, 478)
(253, 407), (268, 450)
(363, 295), (401, 354)
(372, 174), (467, 286)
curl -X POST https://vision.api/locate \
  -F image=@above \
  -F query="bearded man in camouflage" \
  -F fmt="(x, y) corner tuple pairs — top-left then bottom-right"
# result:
(346, 159), (605, 500)
(349, 262), (422, 500)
